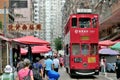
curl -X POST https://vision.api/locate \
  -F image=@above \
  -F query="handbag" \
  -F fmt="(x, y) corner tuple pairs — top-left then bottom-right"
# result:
(23, 70), (31, 80)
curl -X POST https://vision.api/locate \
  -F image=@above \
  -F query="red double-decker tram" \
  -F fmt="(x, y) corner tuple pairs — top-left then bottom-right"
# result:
(63, 9), (100, 76)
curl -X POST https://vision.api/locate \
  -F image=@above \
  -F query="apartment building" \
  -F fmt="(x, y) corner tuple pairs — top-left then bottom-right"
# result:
(32, 0), (65, 48)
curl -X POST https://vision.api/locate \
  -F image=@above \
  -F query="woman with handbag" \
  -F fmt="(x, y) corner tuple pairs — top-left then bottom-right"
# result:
(16, 58), (34, 80)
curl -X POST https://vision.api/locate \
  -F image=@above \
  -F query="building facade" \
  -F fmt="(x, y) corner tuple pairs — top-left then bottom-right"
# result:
(9, 0), (34, 38)
(0, 0), (14, 74)
(0, 0), (14, 35)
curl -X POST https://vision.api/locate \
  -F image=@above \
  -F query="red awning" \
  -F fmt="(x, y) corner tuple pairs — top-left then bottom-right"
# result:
(12, 36), (50, 45)
(99, 40), (115, 46)
(32, 46), (51, 54)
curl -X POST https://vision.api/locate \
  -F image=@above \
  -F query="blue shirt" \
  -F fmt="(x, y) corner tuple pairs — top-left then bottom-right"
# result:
(45, 58), (53, 70)
(33, 62), (42, 70)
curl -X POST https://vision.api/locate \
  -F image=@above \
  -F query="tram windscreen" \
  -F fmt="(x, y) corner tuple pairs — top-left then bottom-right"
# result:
(72, 18), (77, 27)
(79, 18), (90, 28)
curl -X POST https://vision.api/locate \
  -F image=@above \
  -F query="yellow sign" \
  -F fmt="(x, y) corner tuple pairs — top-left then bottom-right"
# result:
(81, 36), (89, 40)
(88, 57), (96, 63)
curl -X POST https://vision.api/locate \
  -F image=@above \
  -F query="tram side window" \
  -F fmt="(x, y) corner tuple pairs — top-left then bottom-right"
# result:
(79, 18), (90, 28)
(72, 44), (80, 55)
(90, 44), (98, 55)
(66, 44), (69, 55)
(92, 18), (97, 28)
(72, 18), (77, 27)
(81, 44), (89, 55)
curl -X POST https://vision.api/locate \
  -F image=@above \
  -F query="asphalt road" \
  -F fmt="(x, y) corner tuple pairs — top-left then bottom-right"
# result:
(59, 67), (117, 80)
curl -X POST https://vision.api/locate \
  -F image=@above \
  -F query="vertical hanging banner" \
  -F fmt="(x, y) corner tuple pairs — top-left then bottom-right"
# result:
(7, 24), (41, 32)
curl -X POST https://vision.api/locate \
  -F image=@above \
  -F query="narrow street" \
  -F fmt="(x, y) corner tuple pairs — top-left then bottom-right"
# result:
(59, 67), (117, 80)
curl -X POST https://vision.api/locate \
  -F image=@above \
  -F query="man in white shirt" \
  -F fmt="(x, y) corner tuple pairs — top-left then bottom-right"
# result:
(53, 55), (59, 72)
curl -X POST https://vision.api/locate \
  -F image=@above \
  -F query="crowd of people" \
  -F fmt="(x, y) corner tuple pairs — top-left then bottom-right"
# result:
(15, 54), (64, 80)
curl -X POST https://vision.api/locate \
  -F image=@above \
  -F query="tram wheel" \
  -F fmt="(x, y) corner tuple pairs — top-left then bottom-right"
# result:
(70, 73), (74, 78)
(95, 72), (99, 75)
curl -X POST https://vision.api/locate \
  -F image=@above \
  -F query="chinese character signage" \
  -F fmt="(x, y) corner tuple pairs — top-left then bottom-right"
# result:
(7, 24), (41, 31)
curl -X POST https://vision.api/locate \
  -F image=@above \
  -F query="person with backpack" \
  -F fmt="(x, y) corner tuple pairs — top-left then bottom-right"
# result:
(44, 55), (54, 80)
(32, 57), (43, 80)
(16, 58), (34, 80)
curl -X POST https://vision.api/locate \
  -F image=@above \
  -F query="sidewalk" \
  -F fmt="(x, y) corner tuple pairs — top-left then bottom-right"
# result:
(99, 72), (117, 80)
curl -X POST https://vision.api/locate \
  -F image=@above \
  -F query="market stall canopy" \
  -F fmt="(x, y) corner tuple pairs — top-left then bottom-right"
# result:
(20, 48), (27, 55)
(12, 36), (50, 45)
(32, 46), (51, 54)
(111, 42), (120, 51)
(99, 40), (115, 46)
(99, 48), (119, 55)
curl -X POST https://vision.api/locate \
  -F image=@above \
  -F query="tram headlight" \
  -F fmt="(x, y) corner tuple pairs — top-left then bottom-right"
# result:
(74, 58), (82, 63)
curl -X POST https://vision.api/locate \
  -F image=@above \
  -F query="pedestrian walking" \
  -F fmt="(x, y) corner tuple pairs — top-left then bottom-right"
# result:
(44, 55), (54, 79)
(53, 54), (59, 72)
(39, 56), (45, 78)
(115, 54), (120, 80)
(32, 57), (43, 80)
(16, 58), (24, 72)
(100, 56), (106, 75)
(16, 58), (34, 80)
(59, 54), (64, 68)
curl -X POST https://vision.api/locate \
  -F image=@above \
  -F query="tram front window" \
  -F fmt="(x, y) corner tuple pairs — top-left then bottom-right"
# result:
(79, 18), (90, 28)
(72, 44), (80, 55)
(92, 18), (97, 28)
(81, 44), (89, 55)
(72, 18), (77, 27)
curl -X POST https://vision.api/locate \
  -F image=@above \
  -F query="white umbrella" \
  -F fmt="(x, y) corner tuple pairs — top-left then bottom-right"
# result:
(99, 48), (119, 55)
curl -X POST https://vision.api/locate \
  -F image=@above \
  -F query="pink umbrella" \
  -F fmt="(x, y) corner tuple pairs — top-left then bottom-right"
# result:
(99, 40), (115, 46)
(32, 46), (51, 54)
(20, 48), (27, 55)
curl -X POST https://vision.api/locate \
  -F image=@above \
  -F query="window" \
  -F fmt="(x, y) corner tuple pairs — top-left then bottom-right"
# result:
(92, 18), (97, 28)
(72, 18), (77, 27)
(81, 44), (89, 55)
(79, 18), (90, 28)
(65, 44), (69, 55)
(90, 44), (98, 55)
(11, 1), (28, 8)
(72, 44), (80, 55)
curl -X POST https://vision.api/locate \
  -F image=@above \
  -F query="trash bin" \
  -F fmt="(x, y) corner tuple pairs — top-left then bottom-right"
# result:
(1, 65), (14, 80)
(47, 70), (60, 80)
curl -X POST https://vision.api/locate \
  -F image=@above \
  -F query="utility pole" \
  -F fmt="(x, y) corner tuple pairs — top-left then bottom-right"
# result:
(4, 2), (9, 65)
(4, 2), (7, 37)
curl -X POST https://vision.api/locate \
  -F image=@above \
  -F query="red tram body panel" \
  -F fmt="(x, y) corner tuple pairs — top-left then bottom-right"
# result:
(64, 9), (100, 76)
